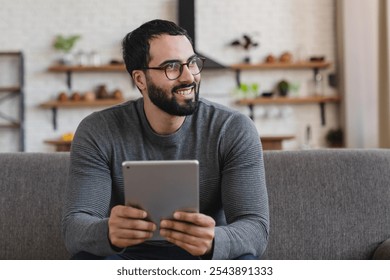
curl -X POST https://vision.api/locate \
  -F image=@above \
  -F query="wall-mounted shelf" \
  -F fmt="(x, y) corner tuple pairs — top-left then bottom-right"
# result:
(231, 61), (331, 86)
(236, 95), (341, 125)
(48, 64), (126, 90)
(44, 63), (128, 130)
(0, 86), (21, 93)
(237, 95), (340, 105)
(40, 98), (125, 130)
(231, 61), (331, 70)
(48, 64), (126, 72)
(44, 139), (72, 152)
(40, 98), (124, 108)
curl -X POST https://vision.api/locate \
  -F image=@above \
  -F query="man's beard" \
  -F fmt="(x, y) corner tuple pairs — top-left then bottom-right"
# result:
(146, 79), (200, 116)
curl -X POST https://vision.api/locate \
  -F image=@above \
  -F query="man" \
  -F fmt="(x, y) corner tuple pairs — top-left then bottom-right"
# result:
(62, 19), (269, 260)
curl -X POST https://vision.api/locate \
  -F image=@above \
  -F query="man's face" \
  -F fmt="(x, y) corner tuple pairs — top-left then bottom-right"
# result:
(145, 35), (201, 116)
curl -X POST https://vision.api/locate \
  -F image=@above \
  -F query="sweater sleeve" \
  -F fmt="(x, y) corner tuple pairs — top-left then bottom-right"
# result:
(61, 113), (122, 256)
(212, 113), (269, 259)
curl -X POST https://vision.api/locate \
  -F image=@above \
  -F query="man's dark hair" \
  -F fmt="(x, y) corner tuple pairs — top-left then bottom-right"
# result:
(122, 19), (193, 77)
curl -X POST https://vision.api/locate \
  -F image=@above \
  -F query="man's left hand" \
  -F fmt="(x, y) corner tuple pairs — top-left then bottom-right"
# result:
(160, 212), (215, 257)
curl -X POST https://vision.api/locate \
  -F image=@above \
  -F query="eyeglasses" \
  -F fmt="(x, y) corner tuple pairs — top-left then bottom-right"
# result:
(142, 56), (205, 80)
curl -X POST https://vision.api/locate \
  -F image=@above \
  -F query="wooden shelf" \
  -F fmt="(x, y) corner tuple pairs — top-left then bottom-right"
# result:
(231, 61), (331, 70)
(40, 98), (125, 109)
(44, 139), (72, 152)
(237, 95), (341, 126)
(237, 95), (341, 106)
(40, 98), (125, 130)
(231, 61), (331, 87)
(47, 64), (128, 92)
(48, 64), (126, 72)
(0, 51), (22, 56)
(0, 86), (21, 93)
(0, 123), (20, 129)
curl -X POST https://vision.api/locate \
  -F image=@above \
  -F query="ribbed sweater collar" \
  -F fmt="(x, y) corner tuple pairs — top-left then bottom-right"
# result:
(135, 98), (193, 146)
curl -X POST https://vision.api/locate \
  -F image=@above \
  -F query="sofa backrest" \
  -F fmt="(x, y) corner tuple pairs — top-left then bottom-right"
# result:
(0, 152), (70, 260)
(262, 149), (390, 259)
(1, 149), (389, 260)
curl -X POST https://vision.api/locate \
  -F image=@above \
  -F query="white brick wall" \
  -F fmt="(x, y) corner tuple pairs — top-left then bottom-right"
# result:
(0, 0), (338, 152)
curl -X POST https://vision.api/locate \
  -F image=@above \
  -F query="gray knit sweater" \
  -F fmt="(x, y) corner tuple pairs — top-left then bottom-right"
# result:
(62, 97), (269, 259)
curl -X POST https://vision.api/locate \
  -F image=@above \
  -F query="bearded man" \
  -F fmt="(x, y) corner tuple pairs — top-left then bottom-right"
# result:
(62, 19), (269, 260)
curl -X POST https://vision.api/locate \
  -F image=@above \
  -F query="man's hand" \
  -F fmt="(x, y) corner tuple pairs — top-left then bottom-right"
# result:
(108, 205), (156, 249)
(160, 212), (215, 256)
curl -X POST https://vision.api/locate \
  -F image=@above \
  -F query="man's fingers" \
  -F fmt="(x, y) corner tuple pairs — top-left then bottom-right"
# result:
(173, 212), (215, 227)
(160, 220), (209, 238)
(112, 205), (148, 219)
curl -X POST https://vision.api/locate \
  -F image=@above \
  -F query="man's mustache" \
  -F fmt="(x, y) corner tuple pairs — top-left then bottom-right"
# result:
(172, 82), (197, 93)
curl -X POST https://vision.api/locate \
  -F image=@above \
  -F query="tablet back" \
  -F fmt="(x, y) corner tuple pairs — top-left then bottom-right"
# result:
(122, 160), (199, 240)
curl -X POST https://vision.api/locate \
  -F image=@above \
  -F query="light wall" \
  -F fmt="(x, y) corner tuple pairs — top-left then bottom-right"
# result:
(0, 0), (338, 152)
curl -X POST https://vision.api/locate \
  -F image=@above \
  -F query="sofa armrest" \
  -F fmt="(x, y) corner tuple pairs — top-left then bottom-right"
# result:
(372, 238), (390, 260)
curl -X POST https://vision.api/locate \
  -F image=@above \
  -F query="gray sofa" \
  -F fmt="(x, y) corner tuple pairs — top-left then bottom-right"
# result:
(1, 149), (389, 260)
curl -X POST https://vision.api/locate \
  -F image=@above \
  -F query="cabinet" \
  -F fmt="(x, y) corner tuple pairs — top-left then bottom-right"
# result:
(0, 52), (25, 151)
(41, 64), (127, 129)
(231, 61), (341, 125)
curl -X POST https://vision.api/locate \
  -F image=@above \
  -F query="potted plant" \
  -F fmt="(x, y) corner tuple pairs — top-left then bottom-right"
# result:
(229, 34), (259, 63)
(234, 82), (259, 99)
(277, 80), (289, 97)
(53, 35), (81, 65)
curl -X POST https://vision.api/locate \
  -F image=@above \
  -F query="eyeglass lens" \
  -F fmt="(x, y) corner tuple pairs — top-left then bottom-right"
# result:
(165, 57), (204, 80)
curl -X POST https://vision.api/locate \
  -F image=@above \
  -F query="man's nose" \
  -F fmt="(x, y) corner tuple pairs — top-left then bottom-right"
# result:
(178, 64), (195, 83)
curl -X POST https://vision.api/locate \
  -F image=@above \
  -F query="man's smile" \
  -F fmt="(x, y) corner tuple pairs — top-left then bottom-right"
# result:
(175, 87), (194, 97)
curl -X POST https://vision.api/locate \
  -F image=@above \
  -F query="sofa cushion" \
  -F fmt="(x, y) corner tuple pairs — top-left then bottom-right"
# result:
(0, 153), (71, 260)
(262, 149), (390, 259)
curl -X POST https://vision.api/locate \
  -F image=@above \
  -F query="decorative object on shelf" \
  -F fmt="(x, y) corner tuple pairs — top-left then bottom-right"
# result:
(75, 50), (88, 66)
(83, 91), (96, 102)
(325, 128), (343, 148)
(112, 89), (123, 100)
(261, 91), (274, 98)
(61, 132), (74, 142)
(70, 92), (82, 101)
(309, 56), (325, 62)
(265, 54), (276, 63)
(89, 51), (101, 66)
(277, 80), (289, 96)
(53, 35), (81, 65)
(229, 34), (259, 63)
(288, 82), (300, 97)
(234, 82), (259, 99)
(57, 92), (68, 102)
(109, 59), (124, 65)
(279, 52), (293, 63)
(96, 85), (110, 99)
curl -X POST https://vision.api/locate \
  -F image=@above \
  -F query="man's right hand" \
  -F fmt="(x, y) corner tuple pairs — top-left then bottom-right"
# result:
(108, 205), (156, 249)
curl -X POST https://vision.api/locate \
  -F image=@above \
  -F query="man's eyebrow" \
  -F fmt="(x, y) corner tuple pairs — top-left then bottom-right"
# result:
(158, 54), (197, 66)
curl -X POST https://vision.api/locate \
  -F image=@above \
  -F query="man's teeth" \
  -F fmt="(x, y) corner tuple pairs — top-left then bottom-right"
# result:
(176, 88), (193, 96)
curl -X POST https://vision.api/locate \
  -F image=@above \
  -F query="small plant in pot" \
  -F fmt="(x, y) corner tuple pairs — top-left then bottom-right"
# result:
(229, 34), (259, 63)
(277, 80), (289, 97)
(233, 82), (259, 99)
(53, 35), (81, 65)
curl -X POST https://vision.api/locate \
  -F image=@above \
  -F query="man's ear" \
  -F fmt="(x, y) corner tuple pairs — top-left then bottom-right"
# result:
(132, 70), (147, 92)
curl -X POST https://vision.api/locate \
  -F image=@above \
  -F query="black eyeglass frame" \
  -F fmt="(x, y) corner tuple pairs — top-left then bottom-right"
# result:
(141, 56), (206, 80)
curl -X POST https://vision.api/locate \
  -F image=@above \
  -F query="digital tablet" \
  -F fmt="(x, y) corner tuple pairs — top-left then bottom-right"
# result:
(122, 160), (199, 240)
